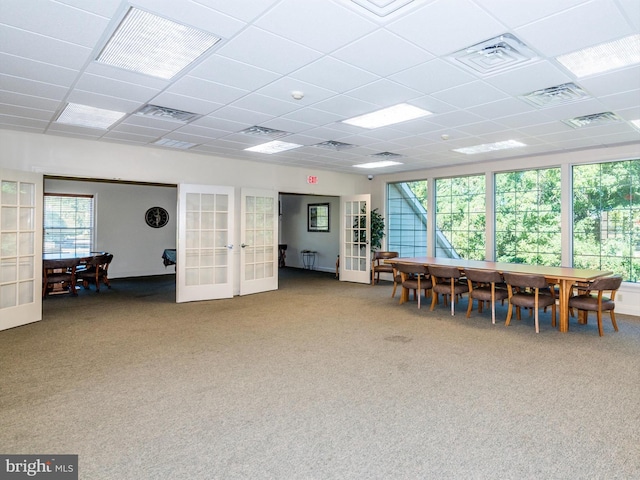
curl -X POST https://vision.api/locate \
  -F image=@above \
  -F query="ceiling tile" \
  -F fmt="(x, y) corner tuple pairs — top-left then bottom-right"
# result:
(1, 0), (110, 47)
(216, 27), (322, 75)
(486, 61), (572, 96)
(290, 57), (379, 93)
(332, 29), (432, 76)
(0, 74), (68, 101)
(167, 76), (248, 104)
(0, 53), (78, 88)
(387, 0), (505, 56)
(254, 0), (377, 52)
(74, 73), (161, 103)
(0, 25), (92, 70)
(149, 92), (223, 116)
(390, 59), (475, 94)
(189, 55), (280, 91)
(431, 81), (510, 109)
(474, 0), (591, 28)
(345, 79), (423, 107)
(515, 0), (634, 57)
(230, 93), (303, 117)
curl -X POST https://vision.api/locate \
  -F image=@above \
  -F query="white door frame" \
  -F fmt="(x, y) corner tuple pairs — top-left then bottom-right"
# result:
(339, 194), (371, 284)
(0, 168), (43, 330)
(176, 184), (234, 303)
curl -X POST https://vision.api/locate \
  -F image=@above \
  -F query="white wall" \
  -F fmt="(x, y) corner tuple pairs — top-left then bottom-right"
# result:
(45, 179), (177, 279)
(279, 194), (340, 273)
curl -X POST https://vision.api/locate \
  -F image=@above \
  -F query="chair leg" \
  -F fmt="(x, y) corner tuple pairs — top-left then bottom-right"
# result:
(597, 310), (604, 336)
(466, 296), (473, 318)
(534, 308), (539, 334)
(391, 282), (398, 298)
(505, 303), (513, 326)
(610, 311), (619, 332)
(430, 291), (438, 311)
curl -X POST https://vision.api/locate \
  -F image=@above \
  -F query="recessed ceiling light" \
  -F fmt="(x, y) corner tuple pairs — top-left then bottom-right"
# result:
(342, 103), (432, 129)
(520, 83), (590, 108)
(136, 104), (200, 123)
(453, 140), (526, 155)
(353, 160), (403, 169)
(563, 112), (622, 129)
(96, 7), (221, 80)
(630, 119), (640, 131)
(245, 141), (302, 154)
(556, 34), (640, 77)
(450, 34), (538, 75)
(55, 103), (126, 129)
(153, 138), (198, 149)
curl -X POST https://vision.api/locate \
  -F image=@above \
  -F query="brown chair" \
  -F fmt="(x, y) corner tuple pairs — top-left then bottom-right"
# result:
(429, 265), (469, 316)
(395, 262), (432, 309)
(465, 269), (509, 324)
(77, 253), (113, 292)
(371, 251), (399, 285)
(42, 258), (80, 298)
(503, 272), (556, 333)
(568, 275), (622, 336)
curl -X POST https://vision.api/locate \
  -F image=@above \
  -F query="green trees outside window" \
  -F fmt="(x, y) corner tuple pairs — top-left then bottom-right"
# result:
(436, 175), (485, 260)
(495, 168), (561, 266)
(44, 194), (94, 257)
(573, 160), (640, 282)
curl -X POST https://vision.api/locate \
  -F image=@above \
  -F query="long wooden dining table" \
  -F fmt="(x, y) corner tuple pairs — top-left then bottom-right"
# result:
(387, 256), (613, 333)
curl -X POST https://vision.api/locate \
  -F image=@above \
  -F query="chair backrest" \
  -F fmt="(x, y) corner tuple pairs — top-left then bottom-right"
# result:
(43, 258), (80, 271)
(395, 262), (427, 276)
(428, 265), (462, 279)
(464, 268), (503, 284)
(502, 271), (548, 290)
(588, 275), (622, 292)
(373, 251), (399, 262)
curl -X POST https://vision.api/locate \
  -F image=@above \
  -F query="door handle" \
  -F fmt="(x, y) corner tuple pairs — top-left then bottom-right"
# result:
(241, 243), (249, 248)
(226, 244), (233, 249)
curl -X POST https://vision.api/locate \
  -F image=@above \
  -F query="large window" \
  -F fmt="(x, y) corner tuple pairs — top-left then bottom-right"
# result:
(387, 181), (427, 257)
(495, 168), (561, 265)
(43, 194), (94, 257)
(435, 175), (485, 260)
(573, 160), (640, 282)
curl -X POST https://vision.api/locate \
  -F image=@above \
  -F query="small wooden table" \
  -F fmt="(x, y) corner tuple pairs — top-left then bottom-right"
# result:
(388, 257), (612, 333)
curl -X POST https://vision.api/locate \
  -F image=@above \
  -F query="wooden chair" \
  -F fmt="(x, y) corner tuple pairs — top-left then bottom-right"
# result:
(76, 253), (113, 292)
(568, 275), (622, 336)
(371, 251), (399, 285)
(465, 269), (509, 324)
(395, 262), (432, 309)
(503, 272), (556, 333)
(428, 265), (469, 316)
(42, 258), (80, 298)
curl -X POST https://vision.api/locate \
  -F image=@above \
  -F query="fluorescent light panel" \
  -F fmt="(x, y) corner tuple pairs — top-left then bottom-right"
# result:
(630, 120), (640, 131)
(556, 34), (640, 77)
(353, 160), (403, 169)
(97, 8), (221, 80)
(343, 103), (432, 129)
(56, 103), (126, 129)
(453, 140), (526, 155)
(245, 141), (302, 154)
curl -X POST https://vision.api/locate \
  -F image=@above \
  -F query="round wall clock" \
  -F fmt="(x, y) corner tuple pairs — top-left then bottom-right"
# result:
(145, 206), (169, 228)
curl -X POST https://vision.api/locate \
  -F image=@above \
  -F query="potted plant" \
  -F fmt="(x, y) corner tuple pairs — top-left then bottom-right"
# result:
(357, 206), (385, 253)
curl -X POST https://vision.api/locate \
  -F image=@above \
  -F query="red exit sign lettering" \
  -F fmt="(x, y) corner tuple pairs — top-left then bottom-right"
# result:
(307, 175), (318, 184)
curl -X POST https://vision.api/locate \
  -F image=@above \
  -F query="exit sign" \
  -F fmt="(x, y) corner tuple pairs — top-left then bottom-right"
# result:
(307, 175), (318, 184)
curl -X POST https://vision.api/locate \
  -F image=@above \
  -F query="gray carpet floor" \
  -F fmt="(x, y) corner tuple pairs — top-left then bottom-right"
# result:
(1, 268), (639, 479)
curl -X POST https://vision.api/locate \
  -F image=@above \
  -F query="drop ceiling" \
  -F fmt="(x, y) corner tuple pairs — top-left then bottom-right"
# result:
(1, 0), (639, 175)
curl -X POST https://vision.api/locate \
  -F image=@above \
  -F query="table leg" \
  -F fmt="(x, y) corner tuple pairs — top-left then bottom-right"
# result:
(558, 279), (571, 333)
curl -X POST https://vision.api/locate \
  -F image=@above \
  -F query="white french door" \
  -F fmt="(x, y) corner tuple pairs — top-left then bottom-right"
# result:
(176, 184), (234, 303)
(0, 168), (43, 330)
(340, 194), (371, 284)
(240, 188), (278, 295)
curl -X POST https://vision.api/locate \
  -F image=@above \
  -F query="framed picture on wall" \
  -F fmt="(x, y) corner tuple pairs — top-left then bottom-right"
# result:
(308, 203), (330, 232)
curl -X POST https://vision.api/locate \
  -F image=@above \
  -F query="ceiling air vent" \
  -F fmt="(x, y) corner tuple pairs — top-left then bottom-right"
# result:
(350, 0), (416, 17)
(313, 140), (357, 150)
(136, 104), (200, 123)
(370, 151), (403, 159)
(450, 34), (538, 75)
(239, 125), (288, 139)
(520, 83), (590, 108)
(564, 112), (622, 128)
